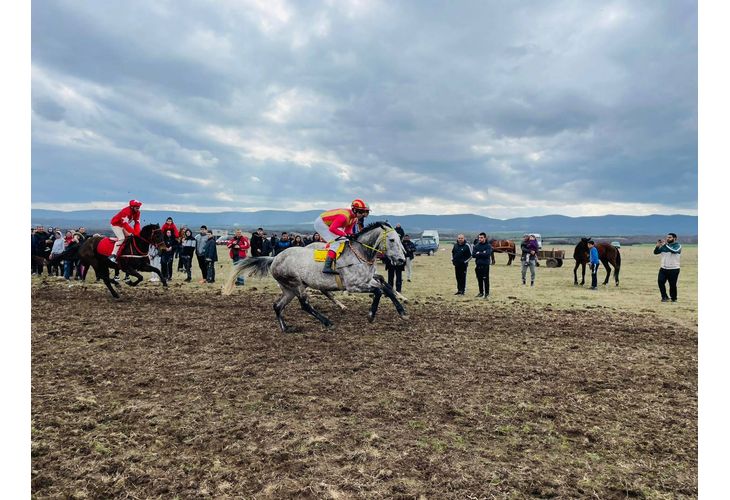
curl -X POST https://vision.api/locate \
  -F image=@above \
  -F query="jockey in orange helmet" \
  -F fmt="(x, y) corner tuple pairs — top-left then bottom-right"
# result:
(108, 199), (142, 263)
(314, 199), (370, 274)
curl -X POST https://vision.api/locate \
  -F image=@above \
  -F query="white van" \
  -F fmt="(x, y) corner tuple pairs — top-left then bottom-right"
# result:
(421, 230), (440, 246)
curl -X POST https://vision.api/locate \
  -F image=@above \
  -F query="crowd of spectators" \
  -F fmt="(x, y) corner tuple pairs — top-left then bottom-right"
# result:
(30, 221), (340, 286)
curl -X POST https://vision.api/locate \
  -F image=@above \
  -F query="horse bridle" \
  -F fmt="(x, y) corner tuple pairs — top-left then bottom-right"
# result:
(125, 228), (165, 258)
(348, 228), (394, 265)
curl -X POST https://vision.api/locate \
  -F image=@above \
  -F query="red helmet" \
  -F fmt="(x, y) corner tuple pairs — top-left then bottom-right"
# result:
(129, 199), (143, 208)
(351, 199), (369, 212)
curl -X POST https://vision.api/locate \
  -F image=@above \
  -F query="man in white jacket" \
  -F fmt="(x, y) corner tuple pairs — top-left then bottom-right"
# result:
(653, 232), (681, 302)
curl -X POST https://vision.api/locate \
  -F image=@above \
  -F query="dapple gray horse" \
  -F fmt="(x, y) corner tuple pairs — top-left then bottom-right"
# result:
(222, 221), (408, 332)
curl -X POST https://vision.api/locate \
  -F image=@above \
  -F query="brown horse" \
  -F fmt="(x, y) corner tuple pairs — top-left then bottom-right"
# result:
(489, 239), (516, 265)
(573, 237), (621, 286)
(55, 224), (168, 298)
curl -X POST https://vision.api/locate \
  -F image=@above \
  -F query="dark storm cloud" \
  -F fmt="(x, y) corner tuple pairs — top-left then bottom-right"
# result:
(31, 0), (697, 216)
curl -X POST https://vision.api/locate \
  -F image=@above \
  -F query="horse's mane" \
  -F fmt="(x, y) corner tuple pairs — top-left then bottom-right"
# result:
(360, 221), (392, 233)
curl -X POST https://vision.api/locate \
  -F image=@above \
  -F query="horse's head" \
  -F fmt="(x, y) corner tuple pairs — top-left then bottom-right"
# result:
(140, 224), (167, 250)
(358, 221), (406, 266)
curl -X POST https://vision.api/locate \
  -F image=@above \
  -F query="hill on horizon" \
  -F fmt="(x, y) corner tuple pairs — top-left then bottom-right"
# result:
(30, 209), (698, 238)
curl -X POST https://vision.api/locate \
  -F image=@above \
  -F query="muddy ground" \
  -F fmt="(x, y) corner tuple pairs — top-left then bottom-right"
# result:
(31, 281), (697, 499)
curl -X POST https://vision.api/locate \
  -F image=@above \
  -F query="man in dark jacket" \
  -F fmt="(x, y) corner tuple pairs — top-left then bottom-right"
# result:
(203, 232), (218, 283)
(472, 232), (493, 298)
(250, 227), (265, 257)
(31, 226), (49, 275)
(394, 223), (405, 240)
(451, 234), (472, 295)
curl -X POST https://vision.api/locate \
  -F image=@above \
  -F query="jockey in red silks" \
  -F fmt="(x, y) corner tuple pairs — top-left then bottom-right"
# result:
(108, 199), (142, 263)
(314, 199), (370, 274)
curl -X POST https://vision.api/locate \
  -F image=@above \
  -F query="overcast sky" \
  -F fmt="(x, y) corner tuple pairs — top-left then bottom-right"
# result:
(31, 0), (697, 218)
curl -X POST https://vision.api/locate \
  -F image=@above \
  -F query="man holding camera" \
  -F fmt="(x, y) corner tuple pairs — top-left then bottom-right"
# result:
(654, 232), (682, 302)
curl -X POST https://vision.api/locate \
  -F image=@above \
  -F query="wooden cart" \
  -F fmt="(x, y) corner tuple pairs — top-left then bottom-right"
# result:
(536, 248), (565, 267)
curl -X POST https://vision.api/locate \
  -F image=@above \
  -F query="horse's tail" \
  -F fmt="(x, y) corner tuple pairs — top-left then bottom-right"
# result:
(222, 257), (274, 295)
(615, 247), (621, 267)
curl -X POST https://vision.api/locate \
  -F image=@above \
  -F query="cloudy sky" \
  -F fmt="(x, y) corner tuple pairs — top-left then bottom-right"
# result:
(31, 0), (697, 218)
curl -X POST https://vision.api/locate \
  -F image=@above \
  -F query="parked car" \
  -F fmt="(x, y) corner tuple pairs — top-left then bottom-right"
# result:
(421, 230), (440, 247)
(414, 236), (439, 256)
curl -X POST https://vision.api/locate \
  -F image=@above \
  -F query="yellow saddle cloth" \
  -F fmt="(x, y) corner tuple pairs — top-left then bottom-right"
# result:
(313, 244), (346, 262)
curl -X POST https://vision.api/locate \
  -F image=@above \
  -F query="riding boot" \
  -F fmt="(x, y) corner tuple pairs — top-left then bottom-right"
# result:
(322, 256), (339, 274)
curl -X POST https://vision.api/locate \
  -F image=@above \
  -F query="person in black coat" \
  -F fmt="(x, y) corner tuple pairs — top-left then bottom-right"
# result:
(451, 234), (472, 295)
(250, 227), (265, 257)
(382, 254), (406, 293)
(203, 232), (218, 283)
(472, 232), (493, 298)
(160, 229), (178, 280)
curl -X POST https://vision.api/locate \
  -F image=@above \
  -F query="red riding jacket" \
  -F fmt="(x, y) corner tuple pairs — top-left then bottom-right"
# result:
(111, 207), (141, 235)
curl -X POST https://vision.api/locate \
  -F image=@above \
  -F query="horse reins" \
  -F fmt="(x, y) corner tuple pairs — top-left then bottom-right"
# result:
(122, 229), (164, 258)
(348, 228), (394, 265)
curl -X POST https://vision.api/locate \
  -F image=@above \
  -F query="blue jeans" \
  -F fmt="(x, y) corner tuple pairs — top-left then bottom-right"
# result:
(63, 260), (73, 279)
(232, 255), (245, 285)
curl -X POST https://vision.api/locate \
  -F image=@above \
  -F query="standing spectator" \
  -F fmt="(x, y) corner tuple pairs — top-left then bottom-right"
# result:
(472, 232), (493, 298)
(31, 226), (48, 275)
(261, 233), (273, 256)
(383, 255), (405, 293)
(161, 217), (180, 238)
(148, 243), (162, 282)
(160, 229), (178, 280)
(274, 232), (291, 255)
(588, 240), (600, 290)
(451, 234), (472, 295)
(520, 234), (539, 286)
(203, 231), (218, 283)
(291, 235), (305, 247)
(227, 229), (250, 286)
(62, 233), (82, 280)
(179, 228), (196, 282)
(654, 233), (682, 302)
(177, 225), (188, 272)
(250, 227), (266, 257)
(270, 233), (278, 252)
(77, 227), (89, 241)
(195, 225), (209, 281)
(402, 234), (416, 282)
(160, 217), (180, 279)
(49, 230), (64, 276)
(394, 223), (405, 240)
(311, 232), (322, 244)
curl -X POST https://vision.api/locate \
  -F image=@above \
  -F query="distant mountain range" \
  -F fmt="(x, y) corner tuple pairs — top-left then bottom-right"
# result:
(30, 209), (698, 238)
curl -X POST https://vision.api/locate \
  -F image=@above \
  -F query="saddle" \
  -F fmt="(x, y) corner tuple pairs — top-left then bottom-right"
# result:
(313, 243), (346, 262)
(97, 236), (126, 257)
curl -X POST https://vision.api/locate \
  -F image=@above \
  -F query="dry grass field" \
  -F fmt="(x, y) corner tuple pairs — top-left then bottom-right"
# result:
(31, 242), (697, 498)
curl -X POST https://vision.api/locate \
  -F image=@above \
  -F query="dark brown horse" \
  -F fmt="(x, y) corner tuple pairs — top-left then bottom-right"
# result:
(573, 237), (621, 286)
(489, 239), (516, 265)
(55, 224), (168, 298)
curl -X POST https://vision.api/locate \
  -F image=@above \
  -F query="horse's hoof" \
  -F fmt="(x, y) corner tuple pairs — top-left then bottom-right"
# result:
(367, 312), (375, 323)
(399, 313), (410, 321)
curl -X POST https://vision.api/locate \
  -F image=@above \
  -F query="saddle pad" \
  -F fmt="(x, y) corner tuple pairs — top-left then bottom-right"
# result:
(313, 244), (345, 262)
(97, 237), (121, 257)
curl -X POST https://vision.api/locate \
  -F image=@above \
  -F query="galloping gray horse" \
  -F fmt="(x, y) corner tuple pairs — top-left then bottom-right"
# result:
(222, 221), (408, 332)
